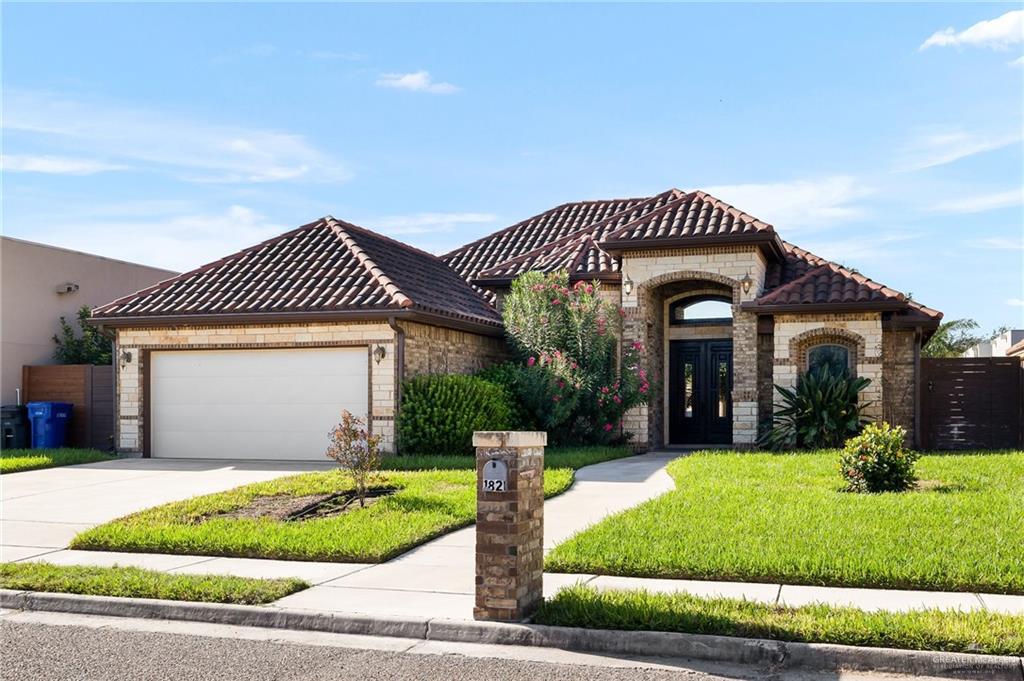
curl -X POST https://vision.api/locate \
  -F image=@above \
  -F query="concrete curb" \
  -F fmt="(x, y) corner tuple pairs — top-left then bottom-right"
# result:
(2, 590), (1022, 680)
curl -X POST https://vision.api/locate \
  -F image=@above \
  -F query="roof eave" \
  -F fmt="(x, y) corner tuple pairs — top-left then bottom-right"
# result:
(600, 233), (785, 260)
(739, 300), (909, 315)
(88, 308), (504, 337)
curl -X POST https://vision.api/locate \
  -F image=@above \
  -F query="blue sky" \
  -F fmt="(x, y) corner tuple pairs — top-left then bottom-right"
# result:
(3, 3), (1022, 331)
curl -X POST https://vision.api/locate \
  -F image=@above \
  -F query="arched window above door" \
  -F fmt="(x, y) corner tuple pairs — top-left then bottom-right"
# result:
(807, 343), (853, 376)
(668, 296), (732, 326)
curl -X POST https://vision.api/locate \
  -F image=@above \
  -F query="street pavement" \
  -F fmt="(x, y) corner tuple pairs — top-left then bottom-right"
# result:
(0, 611), (938, 681)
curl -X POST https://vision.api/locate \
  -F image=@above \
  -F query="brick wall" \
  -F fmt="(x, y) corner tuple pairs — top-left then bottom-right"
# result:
(114, 321), (398, 453)
(772, 312), (884, 421)
(399, 321), (508, 377)
(882, 328), (916, 439)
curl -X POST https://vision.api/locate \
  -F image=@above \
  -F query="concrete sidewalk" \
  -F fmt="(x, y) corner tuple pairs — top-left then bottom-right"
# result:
(6, 450), (1022, 619)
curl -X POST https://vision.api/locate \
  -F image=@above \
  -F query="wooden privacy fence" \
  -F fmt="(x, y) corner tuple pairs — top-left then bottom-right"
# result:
(21, 364), (115, 450)
(920, 357), (1023, 450)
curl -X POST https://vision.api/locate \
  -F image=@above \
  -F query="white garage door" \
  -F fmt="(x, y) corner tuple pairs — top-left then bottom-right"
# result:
(150, 348), (368, 460)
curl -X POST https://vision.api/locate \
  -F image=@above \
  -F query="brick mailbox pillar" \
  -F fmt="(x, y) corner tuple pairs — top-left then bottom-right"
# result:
(473, 430), (546, 622)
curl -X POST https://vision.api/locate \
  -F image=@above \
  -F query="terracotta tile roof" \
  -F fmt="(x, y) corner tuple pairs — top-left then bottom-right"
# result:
(442, 194), (662, 282)
(752, 242), (940, 319)
(474, 190), (681, 283)
(92, 217), (502, 328)
(600, 190), (775, 245)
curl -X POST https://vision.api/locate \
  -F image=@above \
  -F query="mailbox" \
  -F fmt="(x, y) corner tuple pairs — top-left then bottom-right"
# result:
(482, 459), (508, 492)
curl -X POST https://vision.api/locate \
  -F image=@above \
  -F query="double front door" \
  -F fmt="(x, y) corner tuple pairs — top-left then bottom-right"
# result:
(669, 340), (733, 444)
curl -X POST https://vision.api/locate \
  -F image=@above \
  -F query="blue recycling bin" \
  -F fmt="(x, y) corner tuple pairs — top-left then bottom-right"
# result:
(27, 402), (73, 449)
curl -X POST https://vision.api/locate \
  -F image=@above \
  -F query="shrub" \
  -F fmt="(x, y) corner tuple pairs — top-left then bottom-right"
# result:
(397, 374), (514, 455)
(840, 422), (918, 493)
(325, 410), (382, 507)
(53, 306), (111, 365)
(500, 271), (648, 445)
(474, 362), (532, 429)
(761, 366), (871, 450)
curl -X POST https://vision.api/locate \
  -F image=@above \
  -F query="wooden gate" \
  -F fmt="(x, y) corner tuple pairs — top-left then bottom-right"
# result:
(21, 364), (115, 450)
(920, 357), (1023, 450)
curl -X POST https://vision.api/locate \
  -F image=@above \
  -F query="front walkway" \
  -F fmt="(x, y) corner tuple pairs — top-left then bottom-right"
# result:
(5, 452), (1022, 619)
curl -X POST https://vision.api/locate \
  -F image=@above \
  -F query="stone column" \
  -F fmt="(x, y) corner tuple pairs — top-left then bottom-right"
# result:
(473, 431), (546, 622)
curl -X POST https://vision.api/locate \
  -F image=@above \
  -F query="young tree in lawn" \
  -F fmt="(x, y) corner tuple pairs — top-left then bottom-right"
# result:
(325, 410), (382, 507)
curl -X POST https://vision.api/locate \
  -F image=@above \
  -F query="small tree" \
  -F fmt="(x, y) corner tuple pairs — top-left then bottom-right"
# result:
(325, 410), (382, 507)
(501, 271), (648, 445)
(53, 306), (112, 365)
(922, 319), (1009, 358)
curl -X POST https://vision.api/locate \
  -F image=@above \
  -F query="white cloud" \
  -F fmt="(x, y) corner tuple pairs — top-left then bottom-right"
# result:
(1, 154), (126, 175)
(3, 91), (350, 184)
(1008, 298), (1024, 307)
(376, 71), (459, 94)
(702, 176), (873, 229)
(929, 189), (1023, 214)
(920, 10), (1023, 51)
(970, 236), (1024, 251)
(1011, 55), (1024, 67)
(799, 233), (919, 262)
(14, 205), (286, 272)
(368, 212), (497, 235)
(895, 130), (1022, 172)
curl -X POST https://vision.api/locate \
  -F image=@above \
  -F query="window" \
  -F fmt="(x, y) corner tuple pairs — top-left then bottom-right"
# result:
(807, 344), (851, 376)
(669, 297), (731, 325)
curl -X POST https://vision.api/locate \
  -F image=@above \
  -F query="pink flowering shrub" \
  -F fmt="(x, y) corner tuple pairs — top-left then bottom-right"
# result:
(500, 271), (648, 445)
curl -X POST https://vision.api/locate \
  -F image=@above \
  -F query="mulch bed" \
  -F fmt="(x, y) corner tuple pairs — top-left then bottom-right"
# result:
(209, 488), (398, 523)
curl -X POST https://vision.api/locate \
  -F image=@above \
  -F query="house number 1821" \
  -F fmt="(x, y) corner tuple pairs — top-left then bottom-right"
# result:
(482, 459), (509, 493)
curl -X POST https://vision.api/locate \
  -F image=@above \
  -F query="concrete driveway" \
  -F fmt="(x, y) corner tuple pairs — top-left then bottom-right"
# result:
(1, 458), (333, 563)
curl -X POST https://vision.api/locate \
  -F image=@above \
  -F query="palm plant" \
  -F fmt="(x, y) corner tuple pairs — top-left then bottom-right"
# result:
(761, 366), (872, 450)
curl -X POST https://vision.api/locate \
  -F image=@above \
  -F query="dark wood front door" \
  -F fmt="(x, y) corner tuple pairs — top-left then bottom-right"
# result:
(669, 340), (733, 444)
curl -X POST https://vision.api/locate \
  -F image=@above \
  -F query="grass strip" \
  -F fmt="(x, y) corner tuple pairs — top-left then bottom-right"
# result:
(0, 562), (306, 605)
(1, 448), (113, 474)
(535, 585), (1024, 656)
(71, 447), (631, 563)
(545, 450), (1024, 594)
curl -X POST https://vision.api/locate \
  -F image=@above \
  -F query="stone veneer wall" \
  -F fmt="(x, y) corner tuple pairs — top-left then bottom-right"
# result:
(772, 312), (884, 421)
(399, 320), (508, 377)
(757, 332), (774, 438)
(114, 321), (399, 453)
(882, 328), (917, 440)
(620, 245), (768, 448)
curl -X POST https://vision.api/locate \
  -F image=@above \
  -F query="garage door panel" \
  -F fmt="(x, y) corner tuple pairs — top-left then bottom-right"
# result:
(151, 348), (369, 460)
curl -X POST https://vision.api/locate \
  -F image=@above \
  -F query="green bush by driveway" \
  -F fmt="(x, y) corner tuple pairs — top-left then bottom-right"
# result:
(545, 450), (1024, 594)
(71, 447), (631, 563)
(397, 374), (514, 454)
(536, 585), (1024, 656)
(0, 562), (306, 605)
(1, 448), (113, 474)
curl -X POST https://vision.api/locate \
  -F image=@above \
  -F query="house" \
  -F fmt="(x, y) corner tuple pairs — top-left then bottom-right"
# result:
(962, 329), (1024, 358)
(0, 236), (178, 405)
(91, 189), (942, 459)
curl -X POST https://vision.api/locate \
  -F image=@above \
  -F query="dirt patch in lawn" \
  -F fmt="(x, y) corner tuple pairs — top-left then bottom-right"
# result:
(209, 488), (398, 523)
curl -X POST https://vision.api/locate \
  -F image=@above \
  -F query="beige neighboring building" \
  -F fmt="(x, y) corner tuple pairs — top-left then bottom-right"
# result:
(1, 236), (177, 404)
(963, 329), (1024, 358)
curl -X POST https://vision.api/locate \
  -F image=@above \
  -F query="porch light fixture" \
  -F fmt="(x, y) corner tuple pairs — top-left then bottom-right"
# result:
(373, 345), (387, 364)
(119, 349), (133, 368)
(623, 276), (634, 296)
(740, 272), (754, 295)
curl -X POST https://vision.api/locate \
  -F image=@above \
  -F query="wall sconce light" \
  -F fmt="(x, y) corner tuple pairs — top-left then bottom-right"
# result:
(119, 349), (133, 368)
(740, 272), (754, 295)
(623, 276), (634, 296)
(373, 345), (387, 364)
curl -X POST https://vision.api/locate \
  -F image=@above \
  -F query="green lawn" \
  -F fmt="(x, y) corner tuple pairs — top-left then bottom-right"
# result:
(545, 450), (1024, 594)
(0, 562), (306, 605)
(1, 448), (113, 474)
(71, 447), (630, 563)
(535, 585), (1024, 656)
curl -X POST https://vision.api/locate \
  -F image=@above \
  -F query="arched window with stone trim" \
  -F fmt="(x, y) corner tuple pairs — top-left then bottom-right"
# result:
(806, 342), (853, 376)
